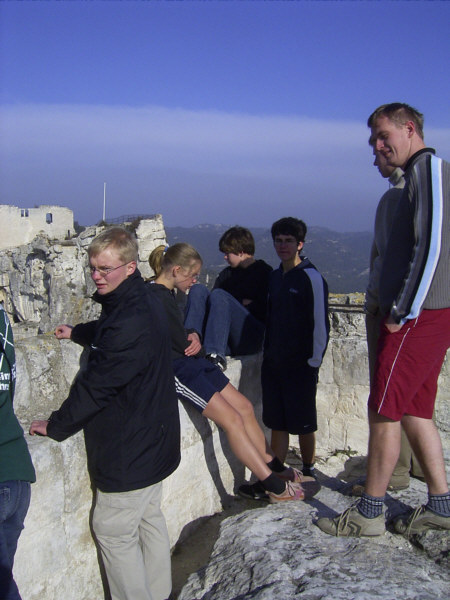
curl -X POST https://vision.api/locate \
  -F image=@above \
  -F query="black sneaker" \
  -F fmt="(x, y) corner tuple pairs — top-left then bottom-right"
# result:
(237, 481), (269, 501)
(206, 353), (227, 372)
(302, 467), (316, 478)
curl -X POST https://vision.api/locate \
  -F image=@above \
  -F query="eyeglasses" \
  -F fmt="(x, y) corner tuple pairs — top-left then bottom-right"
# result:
(180, 272), (199, 282)
(89, 263), (129, 278)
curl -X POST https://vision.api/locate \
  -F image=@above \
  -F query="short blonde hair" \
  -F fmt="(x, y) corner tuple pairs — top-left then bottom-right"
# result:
(88, 227), (138, 263)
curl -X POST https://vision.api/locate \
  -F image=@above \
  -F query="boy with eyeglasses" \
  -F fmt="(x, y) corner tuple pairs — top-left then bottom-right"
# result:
(254, 217), (329, 498)
(30, 227), (180, 600)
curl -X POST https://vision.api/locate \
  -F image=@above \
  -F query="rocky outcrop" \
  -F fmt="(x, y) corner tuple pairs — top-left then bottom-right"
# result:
(0, 216), (166, 335)
(179, 472), (449, 600)
(177, 311), (450, 600)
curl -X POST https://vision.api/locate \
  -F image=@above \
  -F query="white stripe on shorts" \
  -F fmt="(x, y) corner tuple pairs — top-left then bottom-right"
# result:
(174, 376), (208, 411)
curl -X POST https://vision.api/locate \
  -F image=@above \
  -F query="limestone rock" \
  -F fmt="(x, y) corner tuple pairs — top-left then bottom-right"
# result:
(179, 476), (449, 600)
(0, 216), (168, 332)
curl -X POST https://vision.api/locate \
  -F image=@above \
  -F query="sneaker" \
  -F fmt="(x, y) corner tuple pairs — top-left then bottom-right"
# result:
(302, 467), (316, 478)
(275, 467), (316, 483)
(268, 481), (305, 503)
(277, 467), (320, 498)
(316, 505), (385, 537)
(393, 505), (450, 536)
(205, 353), (227, 372)
(277, 466), (305, 483)
(237, 481), (269, 501)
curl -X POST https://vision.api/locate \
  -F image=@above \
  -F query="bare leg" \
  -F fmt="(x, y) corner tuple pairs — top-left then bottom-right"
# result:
(365, 409), (402, 497)
(202, 392), (272, 481)
(299, 432), (315, 466)
(271, 430), (290, 464)
(401, 415), (448, 495)
(220, 383), (273, 463)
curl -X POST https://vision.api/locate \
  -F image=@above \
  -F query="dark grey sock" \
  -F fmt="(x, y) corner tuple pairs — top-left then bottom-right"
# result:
(426, 492), (450, 517)
(357, 492), (384, 518)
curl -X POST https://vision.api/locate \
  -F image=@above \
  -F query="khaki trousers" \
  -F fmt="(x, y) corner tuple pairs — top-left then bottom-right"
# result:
(92, 482), (171, 600)
(366, 312), (423, 481)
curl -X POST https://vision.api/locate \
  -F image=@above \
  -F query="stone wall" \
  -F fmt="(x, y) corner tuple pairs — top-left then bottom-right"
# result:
(0, 205), (75, 251)
(12, 317), (449, 600)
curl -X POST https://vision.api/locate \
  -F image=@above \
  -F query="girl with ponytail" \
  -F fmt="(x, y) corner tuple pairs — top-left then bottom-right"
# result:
(147, 243), (309, 503)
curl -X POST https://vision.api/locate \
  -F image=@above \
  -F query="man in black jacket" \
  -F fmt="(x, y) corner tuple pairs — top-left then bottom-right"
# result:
(30, 227), (180, 600)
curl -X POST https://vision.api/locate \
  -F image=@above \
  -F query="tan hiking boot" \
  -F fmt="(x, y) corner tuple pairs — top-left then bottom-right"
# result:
(316, 505), (385, 537)
(394, 505), (450, 536)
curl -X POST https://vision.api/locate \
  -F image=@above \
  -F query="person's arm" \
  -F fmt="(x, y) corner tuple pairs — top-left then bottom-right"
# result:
(29, 420), (48, 436)
(391, 155), (444, 325)
(245, 262), (273, 322)
(305, 269), (329, 368)
(55, 324), (73, 339)
(384, 314), (403, 333)
(39, 314), (155, 441)
(185, 332), (202, 356)
(212, 267), (231, 291)
(70, 322), (98, 346)
(365, 239), (379, 316)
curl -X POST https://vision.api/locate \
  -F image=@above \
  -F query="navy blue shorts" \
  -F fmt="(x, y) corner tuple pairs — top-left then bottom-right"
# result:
(173, 356), (229, 413)
(261, 359), (318, 434)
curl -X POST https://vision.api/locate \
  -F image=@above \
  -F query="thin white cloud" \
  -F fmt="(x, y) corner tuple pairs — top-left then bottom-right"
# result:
(1, 103), (449, 230)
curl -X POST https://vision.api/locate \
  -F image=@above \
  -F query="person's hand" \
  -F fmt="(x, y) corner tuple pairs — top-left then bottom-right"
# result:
(385, 314), (403, 333)
(242, 298), (252, 307)
(185, 332), (202, 356)
(29, 420), (49, 436)
(55, 324), (73, 339)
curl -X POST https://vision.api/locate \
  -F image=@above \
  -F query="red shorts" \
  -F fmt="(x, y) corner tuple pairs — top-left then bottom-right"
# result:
(368, 308), (450, 421)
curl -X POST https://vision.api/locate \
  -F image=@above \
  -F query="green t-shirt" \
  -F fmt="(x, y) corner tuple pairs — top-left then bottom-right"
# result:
(0, 305), (35, 483)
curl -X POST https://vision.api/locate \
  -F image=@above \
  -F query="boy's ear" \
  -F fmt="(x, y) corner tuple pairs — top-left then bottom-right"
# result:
(298, 241), (304, 252)
(127, 261), (137, 276)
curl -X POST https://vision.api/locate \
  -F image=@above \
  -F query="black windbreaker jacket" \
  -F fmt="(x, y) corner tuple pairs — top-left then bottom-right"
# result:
(47, 270), (180, 492)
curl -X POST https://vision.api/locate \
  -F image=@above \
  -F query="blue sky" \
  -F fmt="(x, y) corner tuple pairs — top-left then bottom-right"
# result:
(1, 1), (449, 231)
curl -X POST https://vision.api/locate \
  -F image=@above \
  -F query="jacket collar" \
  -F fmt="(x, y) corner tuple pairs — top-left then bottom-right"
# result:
(404, 147), (435, 173)
(93, 269), (142, 312)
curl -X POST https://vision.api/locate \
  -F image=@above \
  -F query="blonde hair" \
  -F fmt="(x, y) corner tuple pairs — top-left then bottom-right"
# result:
(88, 227), (138, 263)
(149, 243), (202, 278)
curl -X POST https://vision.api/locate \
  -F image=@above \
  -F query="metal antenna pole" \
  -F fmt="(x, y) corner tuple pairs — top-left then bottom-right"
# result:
(103, 182), (106, 222)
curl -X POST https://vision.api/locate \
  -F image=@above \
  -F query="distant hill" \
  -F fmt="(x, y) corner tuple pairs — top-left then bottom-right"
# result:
(166, 224), (372, 294)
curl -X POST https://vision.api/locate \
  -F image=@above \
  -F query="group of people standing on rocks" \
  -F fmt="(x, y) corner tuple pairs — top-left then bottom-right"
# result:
(1, 102), (448, 600)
